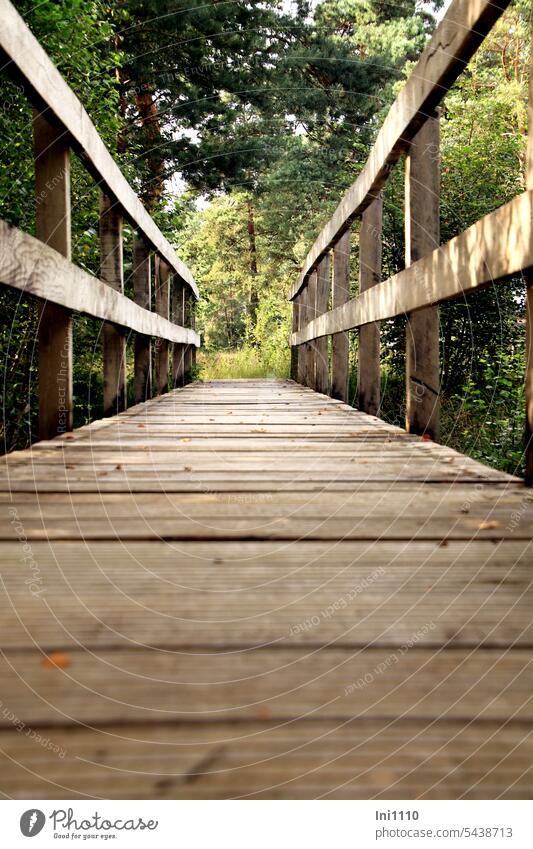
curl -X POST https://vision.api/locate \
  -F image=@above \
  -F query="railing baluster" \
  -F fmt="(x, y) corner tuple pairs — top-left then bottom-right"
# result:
(404, 111), (440, 441)
(184, 291), (192, 382)
(315, 255), (330, 395)
(133, 236), (152, 403)
(155, 258), (170, 395)
(290, 297), (299, 381)
(171, 278), (185, 388)
(358, 195), (383, 416)
(331, 230), (350, 403)
(306, 271), (318, 389)
(100, 192), (126, 416)
(297, 289), (307, 385)
(33, 109), (73, 440)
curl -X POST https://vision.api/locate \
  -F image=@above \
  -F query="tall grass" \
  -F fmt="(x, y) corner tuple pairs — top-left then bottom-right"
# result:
(197, 347), (290, 380)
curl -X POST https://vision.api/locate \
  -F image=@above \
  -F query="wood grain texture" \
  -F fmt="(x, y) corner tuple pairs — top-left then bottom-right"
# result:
(358, 195), (382, 416)
(289, 0), (511, 299)
(0, 0), (198, 295)
(0, 379), (530, 800)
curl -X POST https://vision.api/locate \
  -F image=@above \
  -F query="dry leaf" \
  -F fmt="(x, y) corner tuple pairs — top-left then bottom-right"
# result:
(478, 520), (500, 530)
(255, 706), (273, 720)
(42, 651), (71, 670)
(184, 465), (192, 472)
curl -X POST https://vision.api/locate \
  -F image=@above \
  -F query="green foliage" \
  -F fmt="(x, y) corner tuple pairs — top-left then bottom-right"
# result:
(198, 348), (288, 381)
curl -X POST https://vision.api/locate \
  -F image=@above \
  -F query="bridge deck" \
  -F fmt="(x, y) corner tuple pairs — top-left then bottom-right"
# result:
(0, 379), (532, 799)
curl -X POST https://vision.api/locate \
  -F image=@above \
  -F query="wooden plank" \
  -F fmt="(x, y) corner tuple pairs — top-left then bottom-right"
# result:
(331, 230), (350, 402)
(33, 109), (73, 440)
(0, 0), (198, 297)
(1, 648), (531, 726)
(100, 191), (127, 417)
(289, 0), (511, 299)
(155, 258), (170, 395)
(291, 190), (533, 344)
(358, 194), (382, 415)
(0, 218), (200, 345)
(315, 255), (330, 394)
(1, 719), (531, 800)
(0, 538), (530, 649)
(405, 113), (440, 440)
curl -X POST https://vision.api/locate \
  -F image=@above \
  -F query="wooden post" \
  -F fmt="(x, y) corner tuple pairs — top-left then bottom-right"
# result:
(290, 297), (299, 381)
(331, 230), (350, 402)
(405, 111), (440, 440)
(358, 195), (383, 415)
(183, 290), (192, 383)
(305, 270), (318, 389)
(155, 257), (170, 395)
(526, 14), (533, 485)
(315, 255), (330, 395)
(100, 192), (126, 417)
(191, 299), (197, 371)
(33, 110), (73, 439)
(133, 236), (152, 403)
(297, 289), (307, 385)
(171, 279), (185, 388)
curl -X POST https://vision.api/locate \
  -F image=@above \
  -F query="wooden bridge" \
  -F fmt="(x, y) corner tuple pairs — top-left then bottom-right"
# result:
(1, 0), (533, 799)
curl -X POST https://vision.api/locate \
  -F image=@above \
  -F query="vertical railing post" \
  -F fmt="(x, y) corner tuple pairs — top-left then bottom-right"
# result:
(33, 110), (73, 439)
(191, 299), (197, 372)
(404, 111), (440, 440)
(155, 257), (170, 395)
(100, 192), (126, 417)
(331, 230), (350, 402)
(171, 278), (185, 388)
(297, 288), (307, 385)
(184, 290), (192, 382)
(305, 270), (318, 389)
(358, 195), (383, 416)
(315, 255), (330, 395)
(133, 236), (152, 403)
(290, 296), (299, 381)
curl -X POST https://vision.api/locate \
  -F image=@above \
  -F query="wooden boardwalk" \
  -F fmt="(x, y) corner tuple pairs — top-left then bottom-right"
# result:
(1, 378), (533, 799)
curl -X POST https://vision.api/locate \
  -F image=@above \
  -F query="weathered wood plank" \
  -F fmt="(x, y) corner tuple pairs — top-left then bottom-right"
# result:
(291, 191), (533, 344)
(0, 0), (198, 295)
(290, 0), (511, 299)
(0, 218), (200, 345)
(1, 720), (531, 799)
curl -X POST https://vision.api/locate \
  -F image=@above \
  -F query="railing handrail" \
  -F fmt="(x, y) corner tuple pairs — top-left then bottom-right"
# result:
(0, 0), (198, 299)
(289, 0), (510, 302)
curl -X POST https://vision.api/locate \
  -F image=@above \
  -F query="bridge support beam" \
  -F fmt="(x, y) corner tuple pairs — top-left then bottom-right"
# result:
(358, 195), (382, 415)
(331, 230), (350, 403)
(133, 236), (152, 404)
(404, 111), (440, 441)
(33, 110), (73, 440)
(315, 255), (330, 395)
(100, 192), (126, 417)
(155, 258), (170, 395)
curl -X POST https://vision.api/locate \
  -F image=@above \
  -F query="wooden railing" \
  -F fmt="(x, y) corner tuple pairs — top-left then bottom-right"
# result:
(0, 0), (199, 441)
(289, 0), (533, 486)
